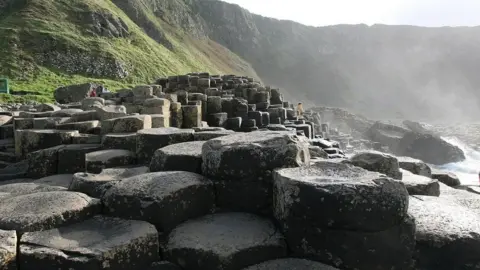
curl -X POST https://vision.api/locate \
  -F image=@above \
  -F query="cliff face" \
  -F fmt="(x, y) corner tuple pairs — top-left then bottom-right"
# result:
(1, 0), (480, 121)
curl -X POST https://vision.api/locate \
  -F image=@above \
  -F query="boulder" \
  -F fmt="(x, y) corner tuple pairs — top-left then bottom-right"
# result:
(51, 109), (84, 117)
(56, 120), (100, 133)
(35, 103), (60, 112)
(150, 141), (205, 174)
(431, 168), (461, 187)
(0, 229), (16, 270)
(350, 151), (402, 179)
(57, 144), (103, 174)
(72, 134), (102, 144)
(182, 105), (202, 128)
(102, 133), (137, 152)
(136, 128), (194, 164)
(364, 121), (409, 152)
(54, 83), (95, 104)
(409, 195), (480, 269)
(70, 166), (148, 198)
(15, 129), (79, 158)
(34, 174), (73, 188)
(26, 145), (65, 179)
(397, 132), (465, 165)
(81, 97), (105, 111)
(398, 156), (432, 177)
(165, 213), (286, 270)
(68, 110), (99, 123)
(243, 259), (339, 270)
(0, 191), (100, 233)
(202, 131), (310, 215)
(102, 115), (152, 134)
(85, 149), (136, 173)
(273, 161), (414, 270)
(102, 171), (214, 233)
(0, 183), (65, 197)
(95, 105), (127, 121)
(19, 216), (159, 270)
(309, 145), (328, 159)
(401, 169), (440, 196)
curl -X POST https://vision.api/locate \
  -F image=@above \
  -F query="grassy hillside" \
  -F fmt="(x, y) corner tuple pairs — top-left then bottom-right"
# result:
(0, 0), (258, 102)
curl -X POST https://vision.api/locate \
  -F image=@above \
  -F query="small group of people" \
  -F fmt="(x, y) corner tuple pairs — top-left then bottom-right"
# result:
(89, 85), (109, 97)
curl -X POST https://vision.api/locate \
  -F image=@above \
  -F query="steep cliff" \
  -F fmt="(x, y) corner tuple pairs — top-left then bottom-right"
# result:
(1, 0), (480, 121)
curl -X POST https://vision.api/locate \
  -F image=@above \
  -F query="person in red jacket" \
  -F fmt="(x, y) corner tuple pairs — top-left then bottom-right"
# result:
(90, 89), (97, 97)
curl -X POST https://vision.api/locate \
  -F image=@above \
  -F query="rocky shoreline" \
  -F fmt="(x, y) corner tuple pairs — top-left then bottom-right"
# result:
(0, 73), (477, 269)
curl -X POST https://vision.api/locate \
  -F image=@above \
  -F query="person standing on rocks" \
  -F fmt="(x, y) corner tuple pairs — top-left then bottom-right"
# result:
(297, 102), (304, 118)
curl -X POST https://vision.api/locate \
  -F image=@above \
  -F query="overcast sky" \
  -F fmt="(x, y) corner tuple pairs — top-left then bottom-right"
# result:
(222, 0), (480, 27)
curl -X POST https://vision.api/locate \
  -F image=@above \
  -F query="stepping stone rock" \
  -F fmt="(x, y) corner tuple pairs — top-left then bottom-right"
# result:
(51, 109), (83, 117)
(103, 171), (214, 233)
(401, 169), (440, 196)
(242, 258), (339, 270)
(102, 115), (152, 134)
(95, 105), (127, 121)
(309, 145), (328, 159)
(350, 151), (402, 179)
(72, 134), (102, 144)
(57, 144), (103, 174)
(102, 133), (137, 152)
(431, 168), (461, 187)
(19, 215), (159, 270)
(0, 191), (100, 233)
(15, 129), (79, 158)
(409, 195), (480, 269)
(136, 128), (194, 165)
(202, 131), (310, 215)
(398, 156), (432, 177)
(273, 160), (408, 231)
(273, 161), (414, 270)
(193, 130), (234, 141)
(26, 145), (65, 178)
(70, 166), (149, 198)
(0, 183), (66, 197)
(166, 212), (286, 270)
(56, 120), (100, 133)
(85, 149), (136, 174)
(150, 141), (205, 174)
(0, 229), (16, 269)
(68, 110), (99, 123)
(34, 174), (73, 188)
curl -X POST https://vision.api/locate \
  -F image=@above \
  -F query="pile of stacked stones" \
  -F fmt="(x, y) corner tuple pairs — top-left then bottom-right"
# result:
(0, 74), (476, 269)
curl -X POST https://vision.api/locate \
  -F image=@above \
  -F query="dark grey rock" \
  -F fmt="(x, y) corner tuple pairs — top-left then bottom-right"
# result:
(85, 149), (136, 173)
(102, 171), (214, 233)
(57, 144), (103, 174)
(150, 141), (205, 174)
(136, 128), (194, 165)
(401, 169), (440, 196)
(165, 212), (286, 270)
(409, 195), (480, 270)
(350, 150), (402, 179)
(70, 166), (148, 198)
(102, 133), (137, 152)
(34, 174), (73, 188)
(242, 258), (339, 270)
(398, 156), (432, 177)
(19, 215), (159, 270)
(202, 131), (310, 215)
(273, 160), (409, 232)
(432, 168), (461, 187)
(308, 145), (328, 159)
(0, 191), (100, 233)
(149, 261), (182, 270)
(0, 183), (65, 197)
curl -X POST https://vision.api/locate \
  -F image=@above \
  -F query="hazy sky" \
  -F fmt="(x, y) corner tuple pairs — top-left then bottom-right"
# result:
(222, 0), (480, 27)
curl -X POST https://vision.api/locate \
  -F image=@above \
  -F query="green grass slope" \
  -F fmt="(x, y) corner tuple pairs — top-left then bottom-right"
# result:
(0, 0), (258, 102)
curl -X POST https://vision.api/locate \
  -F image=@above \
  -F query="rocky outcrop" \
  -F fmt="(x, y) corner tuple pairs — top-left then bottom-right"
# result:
(365, 121), (466, 165)
(397, 132), (465, 165)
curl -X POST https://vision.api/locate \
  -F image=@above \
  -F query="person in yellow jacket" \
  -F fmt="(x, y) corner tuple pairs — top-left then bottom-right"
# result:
(297, 102), (304, 118)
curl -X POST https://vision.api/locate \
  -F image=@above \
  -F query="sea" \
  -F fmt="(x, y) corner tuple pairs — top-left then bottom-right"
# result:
(434, 136), (480, 186)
